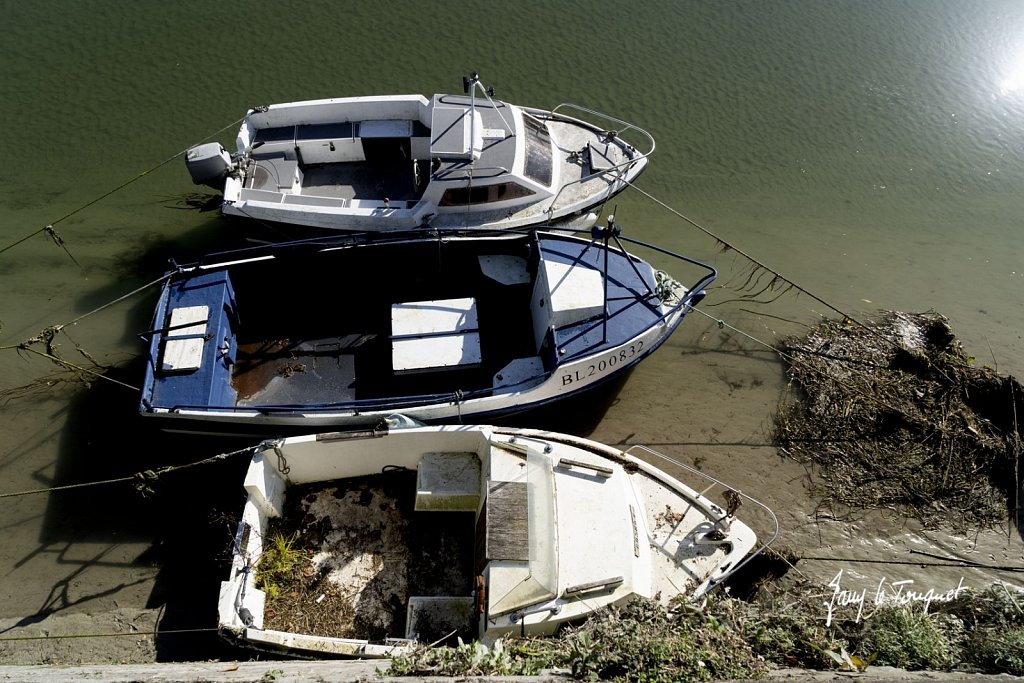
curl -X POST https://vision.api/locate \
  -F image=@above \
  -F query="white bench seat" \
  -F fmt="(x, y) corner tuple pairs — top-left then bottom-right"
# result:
(391, 297), (481, 373)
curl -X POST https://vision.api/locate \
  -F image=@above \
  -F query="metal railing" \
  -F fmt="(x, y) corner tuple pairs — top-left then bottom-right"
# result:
(625, 444), (780, 594)
(542, 103), (657, 216)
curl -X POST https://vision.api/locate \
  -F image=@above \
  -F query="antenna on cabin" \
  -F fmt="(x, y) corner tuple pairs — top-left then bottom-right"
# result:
(465, 72), (480, 165)
(462, 72), (512, 134)
(599, 209), (619, 343)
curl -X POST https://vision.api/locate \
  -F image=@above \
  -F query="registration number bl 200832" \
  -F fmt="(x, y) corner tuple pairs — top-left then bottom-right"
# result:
(560, 341), (644, 386)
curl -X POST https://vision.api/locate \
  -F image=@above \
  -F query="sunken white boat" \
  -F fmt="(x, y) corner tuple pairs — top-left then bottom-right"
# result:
(138, 224), (715, 433)
(186, 74), (653, 233)
(217, 420), (774, 658)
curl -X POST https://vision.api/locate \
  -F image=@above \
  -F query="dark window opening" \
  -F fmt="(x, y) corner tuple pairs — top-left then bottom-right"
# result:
(440, 182), (536, 206)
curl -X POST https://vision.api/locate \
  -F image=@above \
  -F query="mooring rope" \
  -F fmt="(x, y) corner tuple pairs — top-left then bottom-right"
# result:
(688, 306), (780, 354)
(0, 444), (256, 500)
(2, 271), (172, 353)
(66, 272), (175, 329)
(3, 346), (139, 392)
(625, 181), (867, 326)
(624, 180), (956, 366)
(0, 627), (218, 642)
(0, 117), (244, 262)
(0, 271), (174, 393)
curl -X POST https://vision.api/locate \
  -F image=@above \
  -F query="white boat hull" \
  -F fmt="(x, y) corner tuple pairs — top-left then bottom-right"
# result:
(216, 423), (770, 658)
(190, 82), (654, 234)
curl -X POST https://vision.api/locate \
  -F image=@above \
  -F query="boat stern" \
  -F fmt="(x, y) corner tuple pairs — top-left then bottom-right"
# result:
(139, 269), (239, 417)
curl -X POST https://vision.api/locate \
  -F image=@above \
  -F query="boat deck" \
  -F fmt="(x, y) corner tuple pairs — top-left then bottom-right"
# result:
(227, 240), (541, 408)
(265, 470), (477, 642)
(300, 160), (427, 203)
(631, 471), (736, 597)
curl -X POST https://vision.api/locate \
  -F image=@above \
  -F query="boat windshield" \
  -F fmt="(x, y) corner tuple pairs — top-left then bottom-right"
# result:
(488, 450), (558, 615)
(522, 114), (553, 186)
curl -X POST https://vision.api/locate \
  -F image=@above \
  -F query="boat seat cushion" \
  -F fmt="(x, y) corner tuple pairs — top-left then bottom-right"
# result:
(161, 305), (209, 372)
(391, 298), (482, 373)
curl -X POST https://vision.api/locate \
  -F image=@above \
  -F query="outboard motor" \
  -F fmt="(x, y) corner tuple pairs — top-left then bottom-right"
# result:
(185, 142), (234, 189)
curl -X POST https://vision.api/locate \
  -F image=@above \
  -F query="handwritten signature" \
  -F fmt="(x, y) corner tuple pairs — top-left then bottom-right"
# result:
(824, 569), (968, 626)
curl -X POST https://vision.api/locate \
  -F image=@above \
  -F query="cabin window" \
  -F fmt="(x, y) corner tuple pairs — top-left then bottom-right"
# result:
(523, 114), (553, 186)
(439, 182), (536, 206)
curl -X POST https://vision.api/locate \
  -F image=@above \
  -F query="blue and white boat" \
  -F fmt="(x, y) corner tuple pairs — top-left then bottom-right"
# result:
(186, 74), (653, 234)
(138, 222), (714, 433)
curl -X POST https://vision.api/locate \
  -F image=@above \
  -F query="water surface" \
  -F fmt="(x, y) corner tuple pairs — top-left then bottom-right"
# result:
(1, 0), (1022, 662)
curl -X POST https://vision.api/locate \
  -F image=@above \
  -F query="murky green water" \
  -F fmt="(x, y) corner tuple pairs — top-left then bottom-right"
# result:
(1, 0), (1022, 661)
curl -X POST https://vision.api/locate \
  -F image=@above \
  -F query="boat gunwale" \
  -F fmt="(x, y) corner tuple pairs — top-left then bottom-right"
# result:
(217, 424), (770, 656)
(146, 311), (680, 417)
(140, 230), (714, 418)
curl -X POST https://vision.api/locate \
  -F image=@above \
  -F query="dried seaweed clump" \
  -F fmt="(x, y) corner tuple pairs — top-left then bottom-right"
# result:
(775, 310), (1022, 529)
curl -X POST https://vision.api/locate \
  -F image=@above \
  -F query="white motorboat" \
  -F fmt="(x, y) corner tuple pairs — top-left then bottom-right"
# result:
(216, 420), (774, 657)
(186, 74), (653, 233)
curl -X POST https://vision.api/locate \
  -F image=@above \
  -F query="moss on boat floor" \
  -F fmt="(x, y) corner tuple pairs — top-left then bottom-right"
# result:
(256, 469), (475, 642)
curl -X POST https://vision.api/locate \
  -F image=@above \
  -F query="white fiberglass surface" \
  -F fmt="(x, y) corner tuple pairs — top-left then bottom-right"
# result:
(487, 451), (558, 615)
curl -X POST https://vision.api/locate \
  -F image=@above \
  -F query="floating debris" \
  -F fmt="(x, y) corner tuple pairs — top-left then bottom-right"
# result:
(775, 310), (1022, 529)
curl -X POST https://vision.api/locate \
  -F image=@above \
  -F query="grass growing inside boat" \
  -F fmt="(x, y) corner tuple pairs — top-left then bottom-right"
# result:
(254, 525), (358, 638)
(255, 472), (476, 643)
(254, 530), (306, 602)
(255, 521), (363, 639)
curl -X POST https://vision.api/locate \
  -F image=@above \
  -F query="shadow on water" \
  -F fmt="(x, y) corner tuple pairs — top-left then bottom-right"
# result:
(34, 357), (260, 660)
(21, 221), (274, 661)
(488, 371), (631, 437)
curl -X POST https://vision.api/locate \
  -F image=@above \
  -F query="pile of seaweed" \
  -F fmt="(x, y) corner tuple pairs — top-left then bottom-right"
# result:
(774, 310), (1022, 529)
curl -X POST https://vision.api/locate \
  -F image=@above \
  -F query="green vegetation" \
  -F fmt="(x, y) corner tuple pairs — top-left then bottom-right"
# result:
(389, 597), (766, 681)
(857, 607), (957, 670)
(254, 528), (308, 602)
(387, 581), (1024, 680)
(945, 584), (1024, 675)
